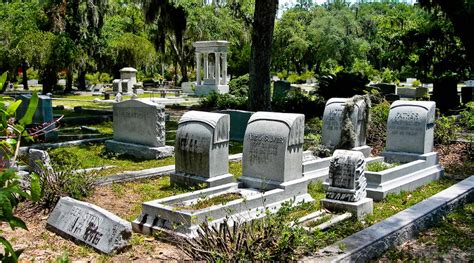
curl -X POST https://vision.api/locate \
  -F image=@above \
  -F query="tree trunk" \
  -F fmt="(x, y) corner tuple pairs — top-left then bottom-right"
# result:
(22, 62), (29, 91)
(180, 45), (188, 83)
(65, 68), (73, 93)
(248, 0), (278, 111)
(78, 70), (86, 90)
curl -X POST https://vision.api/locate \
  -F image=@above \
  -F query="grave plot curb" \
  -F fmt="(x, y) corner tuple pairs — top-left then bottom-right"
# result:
(95, 153), (243, 185)
(303, 175), (474, 262)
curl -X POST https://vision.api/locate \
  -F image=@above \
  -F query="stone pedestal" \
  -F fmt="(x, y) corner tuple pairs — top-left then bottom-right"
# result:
(321, 198), (373, 219)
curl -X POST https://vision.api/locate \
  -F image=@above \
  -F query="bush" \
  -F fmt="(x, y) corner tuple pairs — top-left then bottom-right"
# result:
(272, 89), (325, 119)
(228, 74), (249, 97)
(412, 79), (421, 87)
(85, 72), (112, 84)
(39, 149), (96, 209)
(199, 92), (247, 110)
(286, 71), (314, 84)
(460, 102), (474, 130)
(317, 71), (371, 101)
(435, 115), (462, 148)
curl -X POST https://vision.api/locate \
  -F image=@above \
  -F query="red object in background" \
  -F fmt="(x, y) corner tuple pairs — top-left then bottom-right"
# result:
(17, 67), (23, 76)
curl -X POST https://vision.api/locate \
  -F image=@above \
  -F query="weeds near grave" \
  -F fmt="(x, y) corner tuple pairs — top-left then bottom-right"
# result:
(38, 150), (96, 209)
(435, 115), (462, 152)
(176, 193), (243, 210)
(178, 201), (308, 261)
(366, 162), (399, 172)
(367, 100), (390, 155)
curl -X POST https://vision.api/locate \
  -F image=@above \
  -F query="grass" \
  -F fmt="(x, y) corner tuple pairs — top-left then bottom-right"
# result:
(383, 202), (474, 261)
(49, 144), (175, 176)
(176, 192), (243, 210)
(366, 162), (400, 172)
(306, 214), (333, 228)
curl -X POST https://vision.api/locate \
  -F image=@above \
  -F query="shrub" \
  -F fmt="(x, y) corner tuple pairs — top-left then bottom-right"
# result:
(317, 71), (371, 101)
(435, 115), (462, 148)
(228, 74), (249, 97)
(460, 102), (474, 130)
(380, 68), (398, 83)
(286, 71), (314, 84)
(272, 89), (325, 119)
(412, 79), (421, 87)
(39, 149), (96, 209)
(199, 92), (248, 110)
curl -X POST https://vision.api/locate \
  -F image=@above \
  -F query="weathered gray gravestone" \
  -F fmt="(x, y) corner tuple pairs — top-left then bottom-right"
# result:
(16, 94), (58, 141)
(219, 109), (253, 141)
(321, 96), (370, 157)
(321, 150), (373, 218)
(240, 111), (305, 190)
(47, 197), (132, 254)
(171, 111), (233, 187)
(29, 149), (53, 175)
(385, 100), (435, 154)
(105, 99), (173, 159)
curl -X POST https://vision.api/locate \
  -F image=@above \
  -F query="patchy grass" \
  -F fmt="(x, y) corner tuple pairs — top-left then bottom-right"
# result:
(366, 162), (399, 172)
(306, 214), (333, 228)
(229, 161), (242, 178)
(381, 202), (474, 261)
(49, 144), (175, 176)
(176, 193), (243, 211)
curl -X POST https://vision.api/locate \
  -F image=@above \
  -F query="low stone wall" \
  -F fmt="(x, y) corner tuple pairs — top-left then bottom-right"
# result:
(303, 176), (474, 262)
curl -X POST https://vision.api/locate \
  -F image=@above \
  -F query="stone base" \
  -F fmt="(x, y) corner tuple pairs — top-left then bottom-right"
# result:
(366, 152), (444, 201)
(352, 145), (372, 158)
(170, 172), (235, 188)
(321, 197), (373, 219)
(195, 84), (229, 96)
(105, 140), (174, 160)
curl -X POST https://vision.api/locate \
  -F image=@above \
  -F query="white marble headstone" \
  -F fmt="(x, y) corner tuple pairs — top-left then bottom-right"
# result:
(385, 100), (436, 154)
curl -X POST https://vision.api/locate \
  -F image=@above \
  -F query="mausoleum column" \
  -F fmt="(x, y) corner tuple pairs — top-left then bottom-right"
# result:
(222, 53), (227, 85)
(215, 52), (221, 85)
(195, 52), (202, 85)
(203, 53), (209, 79)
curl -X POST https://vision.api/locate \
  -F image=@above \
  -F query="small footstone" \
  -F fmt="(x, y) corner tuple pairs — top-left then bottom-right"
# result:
(46, 197), (132, 254)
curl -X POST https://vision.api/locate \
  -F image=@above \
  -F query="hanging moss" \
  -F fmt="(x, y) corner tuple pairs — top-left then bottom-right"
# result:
(336, 95), (371, 150)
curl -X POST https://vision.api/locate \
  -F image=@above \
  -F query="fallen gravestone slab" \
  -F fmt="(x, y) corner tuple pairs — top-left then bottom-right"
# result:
(46, 197), (132, 254)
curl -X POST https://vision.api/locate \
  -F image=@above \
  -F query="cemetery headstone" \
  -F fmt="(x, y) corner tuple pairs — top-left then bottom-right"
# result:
(273, 80), (291, 100)
(462, 80), (474, 104)
(321, 150), (372, 218)
(321, 96), (370, 156)
(219, 109), (253, 141)
(105, 99), (173, 159)
(114, 92), (122, 102)
(29, 149), (53, 175)
(433, 75), (459, 113)
(385, 100), (435, 154)
(240, 111), (305, 189)
(171, 111), (233, 187)
(181, 82), (195, 94)
(58, 79), (66, 86)
(16, 94), (57, 141)
(112, 79), (121, 93)
(47, 197), (132, 254)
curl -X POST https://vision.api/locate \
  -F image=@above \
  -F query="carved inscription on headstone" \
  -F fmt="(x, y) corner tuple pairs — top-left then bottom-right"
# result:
(326, 150), (366, 202)
(47, 197), (132, 254)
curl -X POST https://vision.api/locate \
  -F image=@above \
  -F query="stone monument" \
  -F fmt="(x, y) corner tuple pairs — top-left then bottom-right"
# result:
(219, 109), (253, 141)
(193, 41), (229, 96)
(47, 197), (132, 254)
(321, 96), (371, 157)
(171, 111), (234, 187)
(105, 99), (173, 159)
(16, 94), (58, 141)
(321, 150), (373, 218)
(112, 67), (137, 94)
(366, 100), (444, 200)
(462, 80), (474, 104)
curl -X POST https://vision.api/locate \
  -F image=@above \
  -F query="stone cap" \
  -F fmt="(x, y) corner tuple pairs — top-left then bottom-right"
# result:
(179, 111), (230, 143)
(119, 67), (137, 73)
(390, 100), (436, 123)
(248, 111), (304, 146)
(193, 41), (229, 53)
(115, 99), (164, 109)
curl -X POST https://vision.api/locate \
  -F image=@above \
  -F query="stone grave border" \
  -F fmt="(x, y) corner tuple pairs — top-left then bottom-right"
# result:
(303, 175), (474, 262)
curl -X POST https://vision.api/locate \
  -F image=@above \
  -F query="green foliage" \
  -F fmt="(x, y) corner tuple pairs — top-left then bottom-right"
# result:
(38, 149), (96, 209)
(272, 89), (325, 119)
(228, 74), (249, 97)
(411, 79), (421, 87)
(367, 100), (390, 155)
(317, 71), (371, 100)
(434, 115), (462, 146)
(366, 162), (399, 172)
(199, 92), (247, 110)
(460, 102), (474, 130)
(85, 72), (112, 85)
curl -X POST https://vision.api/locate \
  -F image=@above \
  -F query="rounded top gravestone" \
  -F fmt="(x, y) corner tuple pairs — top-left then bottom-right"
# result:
(322, 97), (368, 149)
(175, 111), (230, 179)
(242, 111), (305, 186)
(385, 100), (436, 154)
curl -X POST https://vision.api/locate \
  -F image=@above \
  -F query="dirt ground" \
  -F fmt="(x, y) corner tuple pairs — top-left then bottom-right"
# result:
(2, 181), (189, 262)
